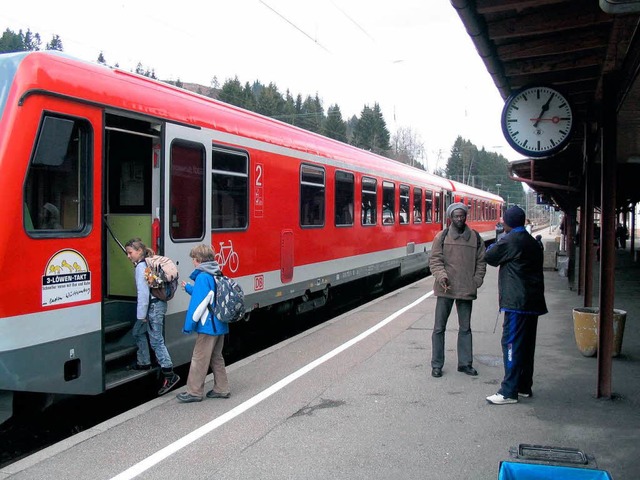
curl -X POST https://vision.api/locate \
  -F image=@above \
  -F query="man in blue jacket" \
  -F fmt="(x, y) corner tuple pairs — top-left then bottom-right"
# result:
(485, 206), (547, 405)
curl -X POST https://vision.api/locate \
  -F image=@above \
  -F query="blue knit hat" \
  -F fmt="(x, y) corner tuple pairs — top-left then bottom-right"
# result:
(503, 206), (526, 228)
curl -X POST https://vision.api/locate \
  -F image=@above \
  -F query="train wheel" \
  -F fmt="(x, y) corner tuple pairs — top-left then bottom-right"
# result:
(0, 391), (12, 425)
(11, 392), (55, 419)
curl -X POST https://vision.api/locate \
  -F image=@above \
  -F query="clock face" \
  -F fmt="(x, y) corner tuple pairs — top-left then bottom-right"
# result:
(501, 86), (573, 157)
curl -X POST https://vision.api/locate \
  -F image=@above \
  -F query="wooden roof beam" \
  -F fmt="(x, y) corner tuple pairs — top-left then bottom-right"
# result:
(497, 29), (610, 60)
(487, 6), (611, 40)
(477, 0), (571, 15)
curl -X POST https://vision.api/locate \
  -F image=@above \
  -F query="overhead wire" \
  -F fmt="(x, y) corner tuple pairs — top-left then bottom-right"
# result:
(258, 0), (331, 54)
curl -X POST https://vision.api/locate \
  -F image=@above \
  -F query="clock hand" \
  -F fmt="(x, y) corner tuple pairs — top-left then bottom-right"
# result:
(533, 93), (554, 128)
(530, 116), (564, 124)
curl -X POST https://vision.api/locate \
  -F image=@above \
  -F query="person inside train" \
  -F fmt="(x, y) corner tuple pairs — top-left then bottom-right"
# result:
(382, 203), (394, 224)
(124, 238), (180, 396)
(336, 202), (353, 225)
(413, 206), (422, 223)
(428, 202), (487, 379)
(39, 202), (63, 229)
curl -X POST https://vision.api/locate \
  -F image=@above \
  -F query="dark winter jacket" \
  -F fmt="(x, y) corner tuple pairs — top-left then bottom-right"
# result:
(429, 225), (486, 300)
(485, 226), (548, 315)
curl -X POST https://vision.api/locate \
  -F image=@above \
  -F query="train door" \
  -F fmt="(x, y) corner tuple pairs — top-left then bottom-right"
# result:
(161, 123), (212, 365)
(443, 190), (453, 227)
(162, 123), (211, 294)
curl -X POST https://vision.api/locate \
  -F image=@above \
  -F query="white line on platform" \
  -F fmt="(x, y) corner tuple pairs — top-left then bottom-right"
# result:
(110, 289), (434, 480)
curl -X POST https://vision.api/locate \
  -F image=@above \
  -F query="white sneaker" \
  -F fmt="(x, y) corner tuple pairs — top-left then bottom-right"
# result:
(486, 393), (518, 405)
(518, 392), (531, 398)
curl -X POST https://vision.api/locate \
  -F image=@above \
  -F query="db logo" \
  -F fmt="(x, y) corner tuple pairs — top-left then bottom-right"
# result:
(254, 275), (264, 291)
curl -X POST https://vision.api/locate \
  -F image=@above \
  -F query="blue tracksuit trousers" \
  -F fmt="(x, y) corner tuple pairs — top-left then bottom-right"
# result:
(498, 311), (539, 399)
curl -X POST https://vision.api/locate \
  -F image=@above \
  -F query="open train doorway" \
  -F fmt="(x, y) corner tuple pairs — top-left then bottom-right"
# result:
(103, 113), (161, 387)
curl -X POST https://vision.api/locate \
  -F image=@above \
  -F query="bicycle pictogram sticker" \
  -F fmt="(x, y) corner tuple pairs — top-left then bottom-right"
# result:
(214, 240), (239, 273)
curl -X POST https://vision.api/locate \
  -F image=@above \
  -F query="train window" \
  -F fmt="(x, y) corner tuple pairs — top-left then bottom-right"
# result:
(435, 192), (442, 223)
(334, 170), (354, 227)
(413, 188), (423, 224)
(25, 115), (91, 235)
(106, 130), (152, 214)
(399, 184), (410, 225)
(170, 140), (205, 240)
(212, 147), (248, 230)
(300, 164), (325, 227)
(361, 176), (377, 226)
(382, 181), (395, 225)
(425, 190), (433, 223)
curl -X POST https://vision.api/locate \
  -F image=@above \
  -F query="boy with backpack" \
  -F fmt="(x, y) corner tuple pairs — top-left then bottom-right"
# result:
(177, 244), (231, 403)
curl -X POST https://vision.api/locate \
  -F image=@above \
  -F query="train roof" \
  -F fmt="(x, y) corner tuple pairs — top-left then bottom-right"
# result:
(449, 178), (504, 202)
(1, 52), (460, 193)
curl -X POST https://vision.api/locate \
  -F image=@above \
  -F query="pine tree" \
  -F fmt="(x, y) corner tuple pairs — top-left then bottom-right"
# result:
(256, 82), (284, 118)
(280, 90), (297, 125)
(353, 103), (391, 157)
(297, 95), (324, 134)
(218, 77), (245, 107)
(24, 29), (41, 51)
(323, 105), (347, 142)
(0, 28), (25, 53)
(46, 34), (63, 51)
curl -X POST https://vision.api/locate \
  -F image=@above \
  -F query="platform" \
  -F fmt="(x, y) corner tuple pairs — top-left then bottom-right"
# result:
(1, 228), (638, 480)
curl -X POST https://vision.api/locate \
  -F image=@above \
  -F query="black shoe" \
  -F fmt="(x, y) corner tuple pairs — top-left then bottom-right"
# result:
(158, 374), (180, 395)
(431, 367), (442, 378)
(206, 389), (230, 399)
(457, 366), (478, 376)
(130, 363), (152, 371)
(176, 392), (202, 403)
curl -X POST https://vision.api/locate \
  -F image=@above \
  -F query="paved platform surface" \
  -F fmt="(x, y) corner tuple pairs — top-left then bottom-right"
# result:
(1, 228), (639, 480)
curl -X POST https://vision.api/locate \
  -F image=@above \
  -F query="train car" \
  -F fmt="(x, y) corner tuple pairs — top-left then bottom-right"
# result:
(0, 51), (503, 419)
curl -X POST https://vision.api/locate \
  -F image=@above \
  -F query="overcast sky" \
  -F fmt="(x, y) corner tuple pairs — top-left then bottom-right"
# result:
(1, 0), (524, 171)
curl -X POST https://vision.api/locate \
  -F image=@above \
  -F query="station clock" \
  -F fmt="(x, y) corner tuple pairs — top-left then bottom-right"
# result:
(501, 85), (573, 157)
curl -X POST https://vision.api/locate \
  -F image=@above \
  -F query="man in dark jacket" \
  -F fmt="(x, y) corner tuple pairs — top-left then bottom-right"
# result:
(429, 202), (486, 378)
(485, 206), (547, 405)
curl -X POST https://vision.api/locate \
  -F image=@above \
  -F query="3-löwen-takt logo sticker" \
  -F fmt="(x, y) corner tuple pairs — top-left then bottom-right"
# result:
(42, 249), (91, 307)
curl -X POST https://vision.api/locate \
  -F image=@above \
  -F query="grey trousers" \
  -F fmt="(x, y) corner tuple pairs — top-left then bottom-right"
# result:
(431, 296), (474, 369)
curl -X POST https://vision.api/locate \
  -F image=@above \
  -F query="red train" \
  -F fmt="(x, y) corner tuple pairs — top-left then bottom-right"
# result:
(0, 51), (503, 419)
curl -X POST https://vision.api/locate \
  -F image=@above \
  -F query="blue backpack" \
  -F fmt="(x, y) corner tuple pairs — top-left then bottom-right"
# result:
(212, 273), (246, 323)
